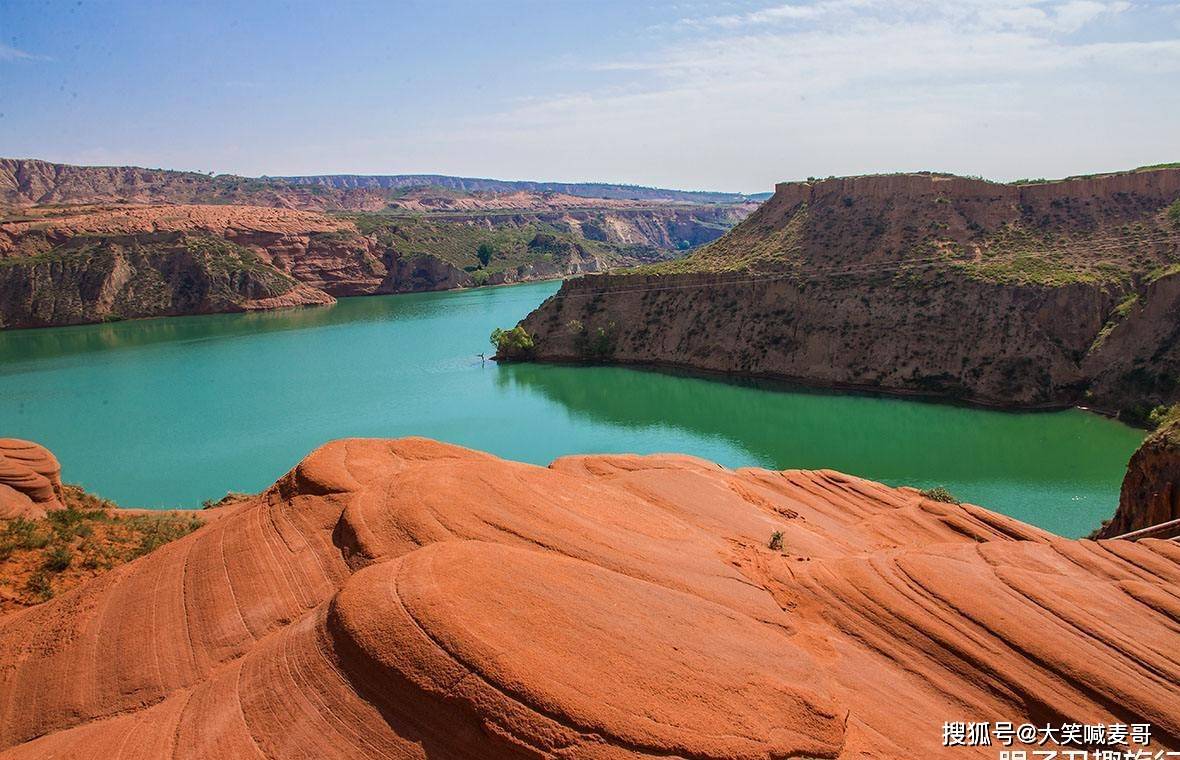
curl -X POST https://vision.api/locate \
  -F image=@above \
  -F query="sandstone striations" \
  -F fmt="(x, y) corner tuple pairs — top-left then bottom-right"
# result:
(0, 439), (63, 519)
(0, 438), (1176, 757)
(518, 167), (1180, 415)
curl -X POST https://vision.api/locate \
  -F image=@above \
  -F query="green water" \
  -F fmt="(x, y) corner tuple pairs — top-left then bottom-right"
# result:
(0, 281), (1145, 537)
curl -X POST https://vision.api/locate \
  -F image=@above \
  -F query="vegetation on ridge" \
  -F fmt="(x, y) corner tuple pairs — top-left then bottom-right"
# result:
(349, 213), (660, 284)
(0, 486), (205, 611)
(920, 486), (960, 504)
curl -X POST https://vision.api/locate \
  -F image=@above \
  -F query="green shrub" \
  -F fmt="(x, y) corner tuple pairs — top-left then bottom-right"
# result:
(43, 544), (73, 572)
(46, 505), (102, 541)
(920, 486), (960, 504)
(25, 571), (53, 601)
(1169, 199), (1180, 226)
(768, 530), (784, 551)
(0, 518), (50, 556)
(572, 321), (618, 361)
(476, 242), (495, 268)
(1148, 404), (1180, 430)
(490, 326), (535, 360)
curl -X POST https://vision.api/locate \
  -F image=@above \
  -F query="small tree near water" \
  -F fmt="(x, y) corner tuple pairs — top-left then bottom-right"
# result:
(477, 242), (495, 268)
(490, 326), (535, 360)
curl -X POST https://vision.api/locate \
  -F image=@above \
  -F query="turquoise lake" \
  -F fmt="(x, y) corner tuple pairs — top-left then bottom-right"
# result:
(0, 280), (1145, 537)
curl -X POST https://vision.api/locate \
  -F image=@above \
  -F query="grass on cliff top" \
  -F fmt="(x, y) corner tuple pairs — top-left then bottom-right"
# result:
(0, 486), (205, 611)
(952, 222), (1176, 286)
(1009, 163), (1180, 185)
(623, 205), (1176, 286)
(1144, 404), (1180, 448)
(629, 205), (809, 276)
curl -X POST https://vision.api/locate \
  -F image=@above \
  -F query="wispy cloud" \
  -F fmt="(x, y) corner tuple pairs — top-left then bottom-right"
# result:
(0, 42), (50, 62)
(416, 0), (1180, 189)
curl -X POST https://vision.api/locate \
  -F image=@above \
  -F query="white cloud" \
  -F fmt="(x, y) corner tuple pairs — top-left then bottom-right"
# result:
(684, 0), (1133, 34)
(0, 43), (49, 62)
(407, 0), (1179, 190)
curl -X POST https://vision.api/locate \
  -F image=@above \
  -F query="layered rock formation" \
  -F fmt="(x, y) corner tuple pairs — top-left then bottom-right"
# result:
(0, 439), (63, 519)
(518, 167), (1180, 414)
(1096, 416), (1180, 538)
(0, 203), (739, 328)
(0, 159), (760, 209)
(0, 159), (755, 328)
(278, 172), (758, 204)
(0, 438), (1176, 757)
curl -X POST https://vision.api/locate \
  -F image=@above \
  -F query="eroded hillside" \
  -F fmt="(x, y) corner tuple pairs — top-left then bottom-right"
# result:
(519, 167), (1180, 416)
(0, 160), (754, 327)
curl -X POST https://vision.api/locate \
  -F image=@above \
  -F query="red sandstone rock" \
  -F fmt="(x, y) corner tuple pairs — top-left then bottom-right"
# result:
(0, 438), (1176, 757)
(0, 438), (63, 518)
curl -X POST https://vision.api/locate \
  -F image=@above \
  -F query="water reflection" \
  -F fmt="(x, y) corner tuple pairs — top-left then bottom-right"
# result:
(496, 361), (1142, 535)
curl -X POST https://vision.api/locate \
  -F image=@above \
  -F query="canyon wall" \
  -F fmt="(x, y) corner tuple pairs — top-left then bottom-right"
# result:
(0, 202), (741, 328)
(0, 159), (755, 327)
(519, 168), (1180, 414)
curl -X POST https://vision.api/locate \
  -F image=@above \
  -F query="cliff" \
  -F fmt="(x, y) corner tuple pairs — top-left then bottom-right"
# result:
(519, 167), (1180, 414)
(0, 159), (755, 328)
(0, 438), (1175, 757)
(0, 203), (738, 328)
(1096, 414), (1180, 538)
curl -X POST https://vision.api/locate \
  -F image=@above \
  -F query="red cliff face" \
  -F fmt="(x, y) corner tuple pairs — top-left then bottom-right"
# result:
(0, 438), (1176, 757)
(1096, 418), (1180, 538)
(522, 168), (1180, 413)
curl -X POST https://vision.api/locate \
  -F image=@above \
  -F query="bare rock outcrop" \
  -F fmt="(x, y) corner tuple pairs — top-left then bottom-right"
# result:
(0, 439), (63, 518)
(1095, 418), (1180, 538)
(0, 438), (1176, 757)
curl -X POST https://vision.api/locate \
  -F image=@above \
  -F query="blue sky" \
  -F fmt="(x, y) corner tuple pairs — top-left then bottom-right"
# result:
(1, 0), (1178, 192)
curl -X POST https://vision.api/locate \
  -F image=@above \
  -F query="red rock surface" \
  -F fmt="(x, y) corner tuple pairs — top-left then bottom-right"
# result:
(0, 438), (1176, 757)
(0, 439), (63, 518)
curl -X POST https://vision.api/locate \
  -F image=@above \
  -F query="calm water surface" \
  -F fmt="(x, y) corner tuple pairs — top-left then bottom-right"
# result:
(0, 280), (1144, 537)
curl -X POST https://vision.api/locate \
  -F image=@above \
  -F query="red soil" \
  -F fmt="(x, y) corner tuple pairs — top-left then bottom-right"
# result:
(0, 438), (1176, 757)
